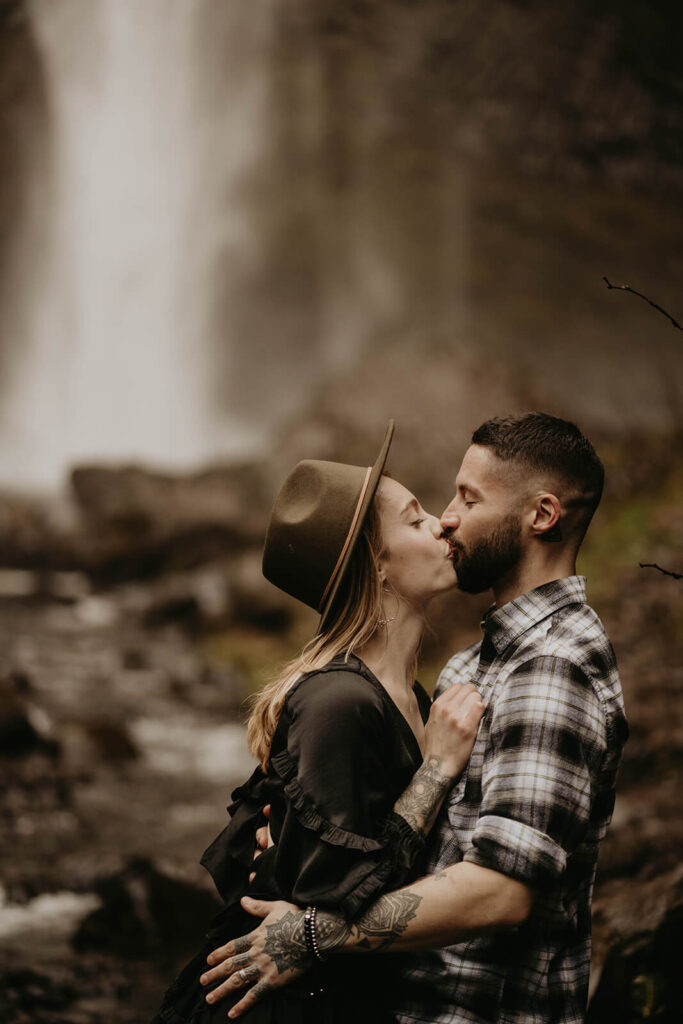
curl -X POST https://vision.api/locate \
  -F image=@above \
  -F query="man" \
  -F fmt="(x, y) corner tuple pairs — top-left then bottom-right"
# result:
(201, 413), (628, 1024)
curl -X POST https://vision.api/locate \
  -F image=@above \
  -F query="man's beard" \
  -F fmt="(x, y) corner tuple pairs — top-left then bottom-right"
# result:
(451, 513), (522, 594)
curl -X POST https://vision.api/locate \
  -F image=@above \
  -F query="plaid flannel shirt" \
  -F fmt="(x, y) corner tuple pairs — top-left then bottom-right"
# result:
(396, 576), (628, 1024)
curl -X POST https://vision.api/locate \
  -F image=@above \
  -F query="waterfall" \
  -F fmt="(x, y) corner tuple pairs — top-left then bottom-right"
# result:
(0, 0), (279, 490)
(0, 1), (470, 494)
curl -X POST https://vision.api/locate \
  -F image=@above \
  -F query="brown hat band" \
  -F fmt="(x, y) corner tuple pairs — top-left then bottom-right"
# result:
(317, 466), (372, 612)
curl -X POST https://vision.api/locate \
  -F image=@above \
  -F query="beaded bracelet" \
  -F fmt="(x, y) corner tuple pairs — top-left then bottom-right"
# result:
(304, 905), (327, 963)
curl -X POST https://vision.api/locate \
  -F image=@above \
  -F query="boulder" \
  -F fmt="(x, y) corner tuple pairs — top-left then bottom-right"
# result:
(229, 549), (300, 631)
(73, 857), (221, 962)
(589, 866), (683, 1024)
(68, 462), (270, 583)
(0, 675), (57, 759)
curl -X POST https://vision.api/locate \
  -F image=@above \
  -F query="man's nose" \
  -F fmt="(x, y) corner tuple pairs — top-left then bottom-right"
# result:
(440, 507), (460, 532)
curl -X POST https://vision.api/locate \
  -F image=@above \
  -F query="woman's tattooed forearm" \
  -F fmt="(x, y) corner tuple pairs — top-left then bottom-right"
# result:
(318, 891), (422, 955)
(262, 910), (311, 974)
(394, 755), (452, 836)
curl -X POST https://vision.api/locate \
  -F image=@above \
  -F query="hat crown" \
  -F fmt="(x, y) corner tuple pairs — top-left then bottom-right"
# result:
(263, 460), (370, 612)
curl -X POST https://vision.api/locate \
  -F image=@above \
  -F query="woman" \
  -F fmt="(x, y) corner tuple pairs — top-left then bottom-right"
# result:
(151, 422), (483, 1024)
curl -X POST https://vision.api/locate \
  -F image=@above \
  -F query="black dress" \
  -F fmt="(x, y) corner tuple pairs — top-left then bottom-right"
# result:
(151, 654), (431, 1024)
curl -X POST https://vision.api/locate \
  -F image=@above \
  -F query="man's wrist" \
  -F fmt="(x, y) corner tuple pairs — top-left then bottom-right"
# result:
(303, 906), (328, 962)
(314, 909), (353, 956)
(316, 890), (423, 957)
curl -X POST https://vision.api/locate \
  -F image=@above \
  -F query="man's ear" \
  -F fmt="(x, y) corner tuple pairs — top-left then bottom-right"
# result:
(531, 493), (562, 542)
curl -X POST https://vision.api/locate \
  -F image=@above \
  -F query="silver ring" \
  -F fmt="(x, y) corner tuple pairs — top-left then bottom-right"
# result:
(237, 968), (249, 984)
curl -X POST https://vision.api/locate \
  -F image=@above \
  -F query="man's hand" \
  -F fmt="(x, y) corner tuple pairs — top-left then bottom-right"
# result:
(249, 804), (272, 883)
(200, 896), (310, 1019)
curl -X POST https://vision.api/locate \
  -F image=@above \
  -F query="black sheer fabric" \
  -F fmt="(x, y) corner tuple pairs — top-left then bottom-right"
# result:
(151, 655), (431, 1024)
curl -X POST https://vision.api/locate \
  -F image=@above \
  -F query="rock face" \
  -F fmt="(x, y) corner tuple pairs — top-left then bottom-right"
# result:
(296, 0), (683, 194)
(0, 674), (56, 758)
(73, 857), (221, 962)
(69, 463), (271, 582)
(588, 867), (683, 1024)
(0, 462), (272, 583)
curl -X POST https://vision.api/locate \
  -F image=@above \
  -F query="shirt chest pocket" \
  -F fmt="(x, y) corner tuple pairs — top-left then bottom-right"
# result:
(446, 721), (487, 815)
(448, 769), (468, 807)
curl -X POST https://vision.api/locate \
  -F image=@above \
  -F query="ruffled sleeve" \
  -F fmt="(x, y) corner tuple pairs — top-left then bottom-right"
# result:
(200, 765), (271, 905)
(259, 667), (427, 918)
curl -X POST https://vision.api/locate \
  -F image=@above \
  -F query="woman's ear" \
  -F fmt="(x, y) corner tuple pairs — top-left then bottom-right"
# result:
(531, 493), (562, 541)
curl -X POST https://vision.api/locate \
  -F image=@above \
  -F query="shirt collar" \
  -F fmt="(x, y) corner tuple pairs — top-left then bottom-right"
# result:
(481, 575), (587, 655)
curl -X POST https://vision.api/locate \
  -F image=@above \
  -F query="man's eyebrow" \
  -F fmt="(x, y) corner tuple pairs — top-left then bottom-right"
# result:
(457, 481), (483, 499)
(400, 497), (420, 517)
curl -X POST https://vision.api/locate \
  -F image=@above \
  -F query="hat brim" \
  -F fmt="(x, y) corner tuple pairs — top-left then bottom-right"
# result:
(318, 420), (395, 631)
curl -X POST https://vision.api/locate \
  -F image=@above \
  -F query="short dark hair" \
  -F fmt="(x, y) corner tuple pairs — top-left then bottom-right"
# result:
(471, 413), (604, 540)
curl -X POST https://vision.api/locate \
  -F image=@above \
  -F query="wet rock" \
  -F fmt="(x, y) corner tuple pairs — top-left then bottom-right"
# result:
(589, 867), (683, 1024)
(40, 571), (92, 603)
(68, 462), (269, 583)
(0, 952), (145, 1024)
(0, 676), (57, 758)
(60, 718), (138, 774)
(0, 462), (270, 583)
(142, 567), (232, 632)
(0, 569), (37, 598)
(73, 595), (120, 628)
(121, 646), (149, 671)
(229, 549), (298, 630)
(73, 856), (221, 961)
(0, 967), (79, 1019)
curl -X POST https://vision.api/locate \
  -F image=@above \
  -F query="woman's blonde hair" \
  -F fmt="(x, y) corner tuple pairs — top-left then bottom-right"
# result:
(247, 497), (386, 769)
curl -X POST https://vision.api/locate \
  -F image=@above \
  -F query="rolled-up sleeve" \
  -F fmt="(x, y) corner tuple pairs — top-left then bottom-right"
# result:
(464, 655), (606, 888)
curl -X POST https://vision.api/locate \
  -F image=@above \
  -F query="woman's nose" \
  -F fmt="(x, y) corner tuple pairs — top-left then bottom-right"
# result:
(428, 514), (442, 537)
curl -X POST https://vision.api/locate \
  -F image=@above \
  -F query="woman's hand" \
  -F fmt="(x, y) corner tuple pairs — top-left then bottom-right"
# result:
(200, 896), (310, 1018)
(393, 683), (483, 838)
(423, 683), (484, 779)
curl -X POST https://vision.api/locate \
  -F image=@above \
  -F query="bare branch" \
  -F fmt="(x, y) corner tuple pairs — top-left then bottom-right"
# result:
(639, 562), (683, 580)
(603, 277), (683, 333)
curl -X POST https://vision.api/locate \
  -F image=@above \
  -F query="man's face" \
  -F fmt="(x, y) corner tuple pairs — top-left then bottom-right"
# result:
(440, 445), (524, 594)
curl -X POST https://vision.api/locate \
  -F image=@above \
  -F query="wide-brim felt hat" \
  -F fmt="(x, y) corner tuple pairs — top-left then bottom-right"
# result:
(262, 421), (394, 629)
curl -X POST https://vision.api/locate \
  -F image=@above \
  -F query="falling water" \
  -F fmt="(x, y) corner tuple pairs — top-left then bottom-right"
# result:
(0, 0), (278, 490)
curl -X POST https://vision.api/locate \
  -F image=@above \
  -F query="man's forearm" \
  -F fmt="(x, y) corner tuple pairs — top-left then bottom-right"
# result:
(317, 861), (533, 956)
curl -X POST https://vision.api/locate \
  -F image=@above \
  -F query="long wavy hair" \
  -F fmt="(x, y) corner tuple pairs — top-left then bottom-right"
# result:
(247, 496), (387, 769)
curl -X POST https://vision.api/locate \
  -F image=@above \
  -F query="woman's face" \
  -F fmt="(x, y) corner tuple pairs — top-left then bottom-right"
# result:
(376, 477), (456, 608)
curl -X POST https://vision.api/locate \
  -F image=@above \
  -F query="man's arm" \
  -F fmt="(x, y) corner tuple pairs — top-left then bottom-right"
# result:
(316, 860), (532, 954)
(201, 862), (532, 1017)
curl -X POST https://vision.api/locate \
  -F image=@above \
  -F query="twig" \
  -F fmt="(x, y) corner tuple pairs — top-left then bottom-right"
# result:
(603, 277), (683, 333)
(639, 562), (683, 580)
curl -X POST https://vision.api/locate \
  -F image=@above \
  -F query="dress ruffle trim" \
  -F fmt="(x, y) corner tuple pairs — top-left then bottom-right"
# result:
(269, 748), (426, 862)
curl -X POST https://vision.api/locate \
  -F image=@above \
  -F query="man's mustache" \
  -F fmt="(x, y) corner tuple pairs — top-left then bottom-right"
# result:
(442, 530), (464, 561)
